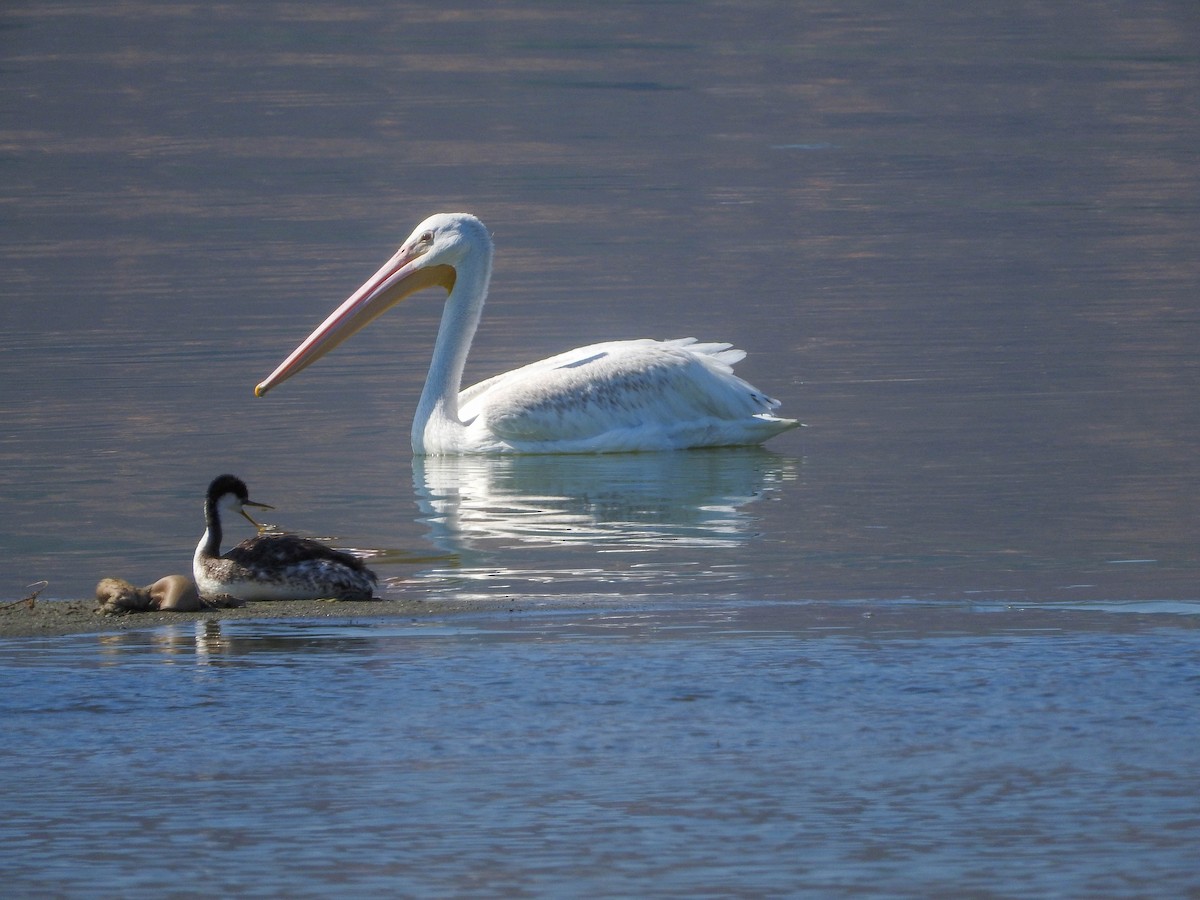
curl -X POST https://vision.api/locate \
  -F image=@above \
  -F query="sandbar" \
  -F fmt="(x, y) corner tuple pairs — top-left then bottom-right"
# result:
(0, 595), (487, 640)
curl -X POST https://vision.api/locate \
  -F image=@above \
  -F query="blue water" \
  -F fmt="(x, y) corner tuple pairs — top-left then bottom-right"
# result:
(2, 603), (1198, 897)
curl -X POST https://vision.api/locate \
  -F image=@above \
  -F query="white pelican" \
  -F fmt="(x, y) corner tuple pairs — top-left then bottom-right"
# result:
(255, 213), (799, 454)
(193, 474), (377, 602)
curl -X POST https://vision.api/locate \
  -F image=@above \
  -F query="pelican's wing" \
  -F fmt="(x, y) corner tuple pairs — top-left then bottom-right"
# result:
(460, 338), (789, 445)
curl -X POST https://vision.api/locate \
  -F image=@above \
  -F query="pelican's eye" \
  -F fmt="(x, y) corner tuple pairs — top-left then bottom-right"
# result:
(419, 231), (434, 245)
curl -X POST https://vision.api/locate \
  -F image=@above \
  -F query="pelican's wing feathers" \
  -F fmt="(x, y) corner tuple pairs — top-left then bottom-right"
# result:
(459, 338), (790, 446)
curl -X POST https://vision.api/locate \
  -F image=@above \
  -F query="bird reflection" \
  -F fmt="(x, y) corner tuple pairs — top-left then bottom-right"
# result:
(412, 448), (796, 556)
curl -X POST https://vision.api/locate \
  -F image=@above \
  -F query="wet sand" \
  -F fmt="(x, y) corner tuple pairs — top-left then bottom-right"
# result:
(0, 595), (490, 640)
(4, 589), (1198, 643)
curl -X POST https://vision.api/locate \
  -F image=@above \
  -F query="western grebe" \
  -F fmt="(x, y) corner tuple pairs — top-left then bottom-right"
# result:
(192, 474), (377, 602)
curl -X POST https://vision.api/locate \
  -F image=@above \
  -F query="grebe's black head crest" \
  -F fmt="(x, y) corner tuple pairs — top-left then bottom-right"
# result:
(206, 474), (250, 505)
(204, 474), (273, 530)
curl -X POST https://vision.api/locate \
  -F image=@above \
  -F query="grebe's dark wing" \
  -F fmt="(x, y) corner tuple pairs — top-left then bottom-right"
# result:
(226, 533), (374, 577)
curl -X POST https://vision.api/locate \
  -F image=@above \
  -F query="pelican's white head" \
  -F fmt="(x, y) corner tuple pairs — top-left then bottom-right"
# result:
(400, 212), (492, 269)
(254, 212), (492, 397)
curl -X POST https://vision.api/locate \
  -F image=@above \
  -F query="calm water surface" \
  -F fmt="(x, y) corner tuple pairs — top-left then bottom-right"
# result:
(2, 604), (1199, 896)
(2, 1), (1199, 895)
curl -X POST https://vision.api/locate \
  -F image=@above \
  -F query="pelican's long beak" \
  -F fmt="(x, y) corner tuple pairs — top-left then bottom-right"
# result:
(254, 249), (456, 397)
(239, 499), (274, 532)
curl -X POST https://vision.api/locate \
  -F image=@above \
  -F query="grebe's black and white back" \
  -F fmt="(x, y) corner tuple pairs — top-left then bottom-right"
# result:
(192, 474), (377, 602)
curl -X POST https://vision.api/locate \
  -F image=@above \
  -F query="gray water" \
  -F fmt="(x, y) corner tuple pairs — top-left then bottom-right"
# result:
(2, 1), (1199, 895)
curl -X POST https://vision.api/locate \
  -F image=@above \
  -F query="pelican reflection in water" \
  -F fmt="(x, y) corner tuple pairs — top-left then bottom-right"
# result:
(255, 213), (799, 454)
(411, 449), (796, 556)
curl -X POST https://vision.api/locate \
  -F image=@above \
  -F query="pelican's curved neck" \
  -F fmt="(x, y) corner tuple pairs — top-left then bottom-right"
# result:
(412, 243), (493, 454)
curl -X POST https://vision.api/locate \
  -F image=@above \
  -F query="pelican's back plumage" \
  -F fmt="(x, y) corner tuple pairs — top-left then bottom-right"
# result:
(459, 338), (796, 452)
